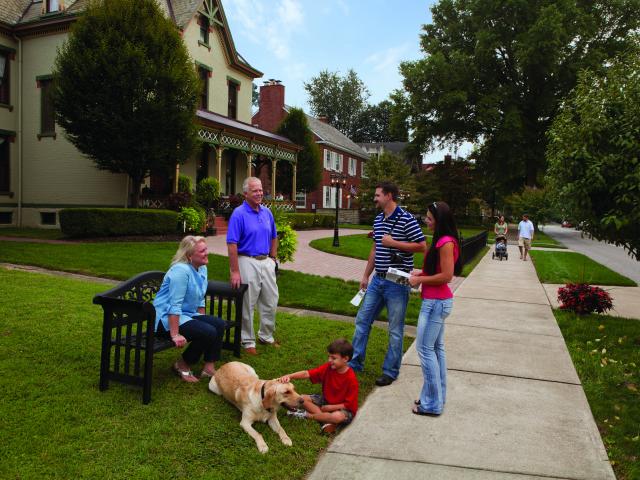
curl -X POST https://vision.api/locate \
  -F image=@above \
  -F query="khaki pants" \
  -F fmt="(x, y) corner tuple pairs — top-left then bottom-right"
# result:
(238, 256), (279, 348)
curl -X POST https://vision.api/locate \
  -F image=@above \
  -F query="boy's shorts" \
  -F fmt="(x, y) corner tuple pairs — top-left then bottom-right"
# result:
(309, 394), (354, 425)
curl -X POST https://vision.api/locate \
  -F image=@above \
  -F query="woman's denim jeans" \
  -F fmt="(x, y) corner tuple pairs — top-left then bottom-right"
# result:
(416, 298), (453, 414)
(349, 274), (410, 379)
(159, 315), (225, 364)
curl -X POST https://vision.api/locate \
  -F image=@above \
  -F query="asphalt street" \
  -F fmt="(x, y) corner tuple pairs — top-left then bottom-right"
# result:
(542, 223), (640, 284)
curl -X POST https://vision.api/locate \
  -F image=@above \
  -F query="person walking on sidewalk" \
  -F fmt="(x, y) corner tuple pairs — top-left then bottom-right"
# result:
(349, 181), (426, 387)
(409, 201), (462, 416)
(517, 214), (535, 261)
(227, 177), (279, 356)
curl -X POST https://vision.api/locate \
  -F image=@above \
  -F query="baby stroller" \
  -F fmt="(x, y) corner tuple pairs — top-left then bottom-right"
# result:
(492, 235), (508, 260)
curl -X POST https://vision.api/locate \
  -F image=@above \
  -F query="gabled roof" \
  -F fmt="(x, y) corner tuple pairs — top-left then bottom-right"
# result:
(283, 106), (369, 160)
(1, 0), (261, 77)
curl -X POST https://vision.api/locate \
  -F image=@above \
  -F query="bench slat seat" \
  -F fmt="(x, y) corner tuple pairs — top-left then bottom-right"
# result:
(93, 270), (247, 404)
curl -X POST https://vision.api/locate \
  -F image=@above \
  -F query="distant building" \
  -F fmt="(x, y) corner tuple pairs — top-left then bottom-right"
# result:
(252, 81), (369, 222)
(358, 142), (422, 173)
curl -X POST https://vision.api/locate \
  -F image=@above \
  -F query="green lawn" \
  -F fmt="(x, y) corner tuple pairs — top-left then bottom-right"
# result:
(0, 227), (65, 240)
(530, 250), (637, 286)
(310, 232), (489, 277)
(555, 310), (640, 480)
(0, 240), (428, 325)
(531, 229), (565, 248)
(0, 268), (404, 480)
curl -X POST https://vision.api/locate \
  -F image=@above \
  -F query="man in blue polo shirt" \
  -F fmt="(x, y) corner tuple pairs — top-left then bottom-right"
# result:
(227, 177), (279, 355)
(349, 181), (426, 386)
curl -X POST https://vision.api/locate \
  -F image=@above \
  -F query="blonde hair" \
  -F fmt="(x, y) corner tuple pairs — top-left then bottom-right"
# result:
(171, 235), (206, 266)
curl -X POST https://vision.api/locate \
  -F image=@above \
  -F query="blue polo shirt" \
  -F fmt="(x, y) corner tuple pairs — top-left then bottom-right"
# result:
(226, 201), (278, 256)
(153, 262), (207, 331)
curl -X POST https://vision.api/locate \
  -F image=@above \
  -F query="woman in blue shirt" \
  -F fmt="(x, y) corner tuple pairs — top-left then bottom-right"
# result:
(154, 236), (225, 382)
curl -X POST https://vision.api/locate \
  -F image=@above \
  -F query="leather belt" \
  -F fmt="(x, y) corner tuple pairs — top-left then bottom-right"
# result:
(376, 272), (387, 278)
(239, 253), (269, 260)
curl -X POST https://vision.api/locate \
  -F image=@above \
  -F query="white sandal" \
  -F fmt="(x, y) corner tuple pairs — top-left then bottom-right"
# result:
(172, 363), (199, 382)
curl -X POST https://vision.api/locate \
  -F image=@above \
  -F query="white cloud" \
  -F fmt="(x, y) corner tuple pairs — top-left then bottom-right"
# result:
(225, 0), (305, 61)
(365, 43), (412, 73)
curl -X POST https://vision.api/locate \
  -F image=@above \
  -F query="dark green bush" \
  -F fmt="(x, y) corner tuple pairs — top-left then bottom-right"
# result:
(284, 213), (333, 229)
(59, 208), (180, 238)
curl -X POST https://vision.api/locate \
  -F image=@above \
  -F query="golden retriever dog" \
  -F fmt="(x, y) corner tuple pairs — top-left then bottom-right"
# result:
(209, 361), (303, 453)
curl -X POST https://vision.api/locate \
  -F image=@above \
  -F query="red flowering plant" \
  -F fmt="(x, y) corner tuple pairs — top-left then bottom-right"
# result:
(557, 283), (613, 315)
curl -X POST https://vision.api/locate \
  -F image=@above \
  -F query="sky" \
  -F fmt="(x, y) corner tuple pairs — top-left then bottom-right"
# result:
(224, 0), (472, 163)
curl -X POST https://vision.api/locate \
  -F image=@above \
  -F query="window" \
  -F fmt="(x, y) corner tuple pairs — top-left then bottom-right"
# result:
(46, 0), (60, 13)
(40, 78), (55, 135)
(0, 51), (9, 105)
(323, 149), (331, 169)
(334, 153), (342, 172)
(199, 14), (210, 44)
(228, 81), (238, 119)
(295, 191), (306, 209)
(40, 212), (57, 225)
(348, 157), (357, 176)
(0, 211), (12, 224)
(361, 160), (368, 178)
(0, 135), (9, 192)
(198, 66), (209, 109)
(322, 186), (342, 208)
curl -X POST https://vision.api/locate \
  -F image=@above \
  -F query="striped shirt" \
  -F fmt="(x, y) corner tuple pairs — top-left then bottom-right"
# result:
(373, 207), (425, 273)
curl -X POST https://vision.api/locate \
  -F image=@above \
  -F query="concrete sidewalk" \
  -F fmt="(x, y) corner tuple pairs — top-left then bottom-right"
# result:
(310, 245), (615, 479)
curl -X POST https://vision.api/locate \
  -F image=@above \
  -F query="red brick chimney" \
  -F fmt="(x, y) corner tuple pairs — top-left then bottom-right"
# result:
(253, 80), (286, 133)
(317, 116), (329, 123)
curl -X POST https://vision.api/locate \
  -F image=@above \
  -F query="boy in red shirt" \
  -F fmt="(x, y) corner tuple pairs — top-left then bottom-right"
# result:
(278, 338), (359, 434)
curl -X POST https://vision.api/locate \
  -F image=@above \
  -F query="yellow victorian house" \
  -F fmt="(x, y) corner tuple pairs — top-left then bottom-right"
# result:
(0, 0), (298, 227)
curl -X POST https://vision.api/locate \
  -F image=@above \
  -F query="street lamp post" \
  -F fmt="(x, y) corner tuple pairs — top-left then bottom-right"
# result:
(330, 173), (347, 247)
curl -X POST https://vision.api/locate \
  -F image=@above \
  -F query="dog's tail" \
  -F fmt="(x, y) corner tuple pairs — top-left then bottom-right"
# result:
(208, 376), (221, 395)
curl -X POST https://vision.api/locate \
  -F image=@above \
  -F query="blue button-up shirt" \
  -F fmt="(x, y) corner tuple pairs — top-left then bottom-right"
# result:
(226, 201), (277, 256)
(153, 262), (207, 331)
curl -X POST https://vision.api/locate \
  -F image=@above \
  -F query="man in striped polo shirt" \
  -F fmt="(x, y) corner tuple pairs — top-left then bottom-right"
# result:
(349, 181), (426, 386)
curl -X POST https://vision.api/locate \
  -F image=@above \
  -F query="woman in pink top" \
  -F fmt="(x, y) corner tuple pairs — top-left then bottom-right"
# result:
(408, 201), (461, 416)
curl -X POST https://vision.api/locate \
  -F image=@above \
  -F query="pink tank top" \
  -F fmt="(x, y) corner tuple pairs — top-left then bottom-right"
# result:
(421, 236), (459, 300)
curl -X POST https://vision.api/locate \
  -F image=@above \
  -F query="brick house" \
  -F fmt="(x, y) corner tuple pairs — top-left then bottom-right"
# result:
(252, 81), (369, 223)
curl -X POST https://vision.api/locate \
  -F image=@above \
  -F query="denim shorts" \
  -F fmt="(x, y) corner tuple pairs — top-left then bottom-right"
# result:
(309, 394), (353, 424)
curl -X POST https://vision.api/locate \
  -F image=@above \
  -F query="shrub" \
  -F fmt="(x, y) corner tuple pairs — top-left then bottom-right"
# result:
(178, 207), (205, 233)
(284, 213), (334, 229)
(178, 174), (193, 193)
(557, 283), (613, 315)
(59, 208), (179, 237)
(166, 191), (193, 211)
(277, 223), (298, 264)
(196, 177), (220, 210)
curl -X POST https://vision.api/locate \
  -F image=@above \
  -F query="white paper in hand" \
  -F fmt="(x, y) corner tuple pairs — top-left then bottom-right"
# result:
(350, 289), (366, 307)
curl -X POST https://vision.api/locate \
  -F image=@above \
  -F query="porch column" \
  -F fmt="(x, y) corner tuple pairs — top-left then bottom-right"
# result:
(271, 158), (277, 197)
(247, 153), (253, 178)
(174, 163), (180, 193)
(216, 147), (223, 182)
(292, 162), (297, 202)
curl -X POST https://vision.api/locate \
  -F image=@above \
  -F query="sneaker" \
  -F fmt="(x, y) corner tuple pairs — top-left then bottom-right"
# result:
(375, 374), (395, 386)
(321, 423), (337, 434)
(286, 409), (308, 420)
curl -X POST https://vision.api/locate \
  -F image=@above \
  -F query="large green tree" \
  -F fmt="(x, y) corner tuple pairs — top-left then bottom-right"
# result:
(304, 69), (370, 141)
(399, 0), (640, 195)
(546, 46), (640, 259)
(359, 152), (416, 216)
(276, 108), (322, 194)
(415, 157), (476, 216)
(53, 0), (200, 207)
(356, 100), (408, 143)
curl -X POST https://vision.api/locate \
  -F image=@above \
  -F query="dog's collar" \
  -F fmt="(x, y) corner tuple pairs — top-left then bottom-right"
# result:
(261, 381), (272, 412)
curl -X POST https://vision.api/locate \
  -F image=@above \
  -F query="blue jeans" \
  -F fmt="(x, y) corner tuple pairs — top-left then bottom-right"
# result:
(159, 315), (226, 365)
(415, 298), (453, 414)
(349, 274), (410, 379)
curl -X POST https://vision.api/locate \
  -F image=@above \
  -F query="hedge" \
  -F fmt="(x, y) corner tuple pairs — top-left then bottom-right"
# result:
(59, 208), (180, 238)
(284, 213), (334, 229)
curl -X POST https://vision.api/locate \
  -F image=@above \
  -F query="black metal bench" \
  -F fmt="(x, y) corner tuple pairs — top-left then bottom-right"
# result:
(93, 271), (247, 404)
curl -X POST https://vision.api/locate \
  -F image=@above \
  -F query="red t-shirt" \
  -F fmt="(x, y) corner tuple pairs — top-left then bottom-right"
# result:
(307, 362), (359, 415)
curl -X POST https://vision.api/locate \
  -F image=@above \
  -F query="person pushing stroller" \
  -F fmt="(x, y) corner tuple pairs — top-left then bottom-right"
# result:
(493, 216), (509, 260)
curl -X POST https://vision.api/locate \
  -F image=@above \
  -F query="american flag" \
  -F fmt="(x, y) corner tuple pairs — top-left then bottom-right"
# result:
(350, 185), (357, 196)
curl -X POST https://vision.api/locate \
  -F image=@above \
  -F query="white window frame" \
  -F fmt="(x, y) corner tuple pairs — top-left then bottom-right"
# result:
(323, 186), (342, 208)
(334, 153), (342, 172)
(361, 160), (368, 178)
(348, 157), (357, 176)
(295, 191), (306, 209)
(324, 149), (331, 170)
